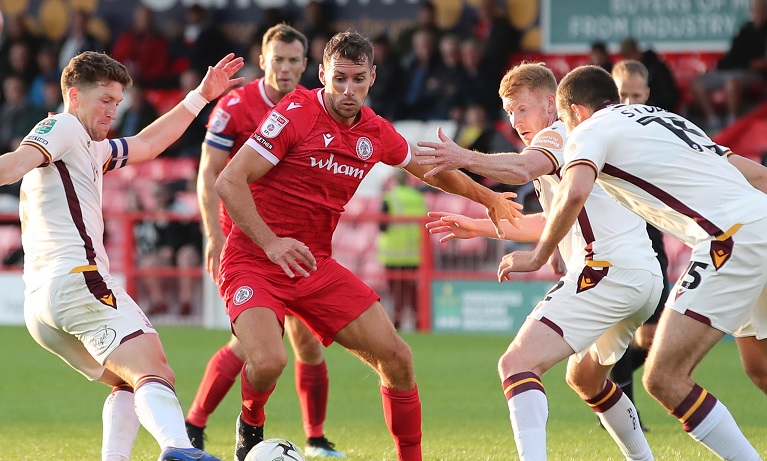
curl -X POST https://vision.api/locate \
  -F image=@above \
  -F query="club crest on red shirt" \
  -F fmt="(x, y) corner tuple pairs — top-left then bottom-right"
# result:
(261, 110), (288, 138)
(356, 136), (373, 160)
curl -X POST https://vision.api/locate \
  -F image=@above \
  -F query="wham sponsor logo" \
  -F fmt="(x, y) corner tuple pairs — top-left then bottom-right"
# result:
(310, 153), (365, 178)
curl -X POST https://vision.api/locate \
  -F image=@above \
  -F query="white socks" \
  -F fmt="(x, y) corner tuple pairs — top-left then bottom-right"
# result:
(102, 387), (140, 461)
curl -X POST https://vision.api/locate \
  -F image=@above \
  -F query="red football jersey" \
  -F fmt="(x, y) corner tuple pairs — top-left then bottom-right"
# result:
(227, 87), (410, 260)
(205, 79), (307, 234)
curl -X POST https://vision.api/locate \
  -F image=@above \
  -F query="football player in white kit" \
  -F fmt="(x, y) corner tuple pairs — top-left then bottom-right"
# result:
(416, 63), (661, 460)
(0, 51), (244, 461)
(503, 64), (767, 461)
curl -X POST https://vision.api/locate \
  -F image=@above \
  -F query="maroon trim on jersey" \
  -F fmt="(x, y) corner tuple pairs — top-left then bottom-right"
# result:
(82, 270), (117, 309)
(586, 380), (624, 413)
(577, 209), (596, 261)
(54, 160), (98, 265)
(576, 266), (609, 293)
(601, 163), (725, 237)
(539, 316), (564, 337)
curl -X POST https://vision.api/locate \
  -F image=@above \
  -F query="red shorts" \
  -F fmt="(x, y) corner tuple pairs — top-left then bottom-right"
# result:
(220, 256), (379, 346)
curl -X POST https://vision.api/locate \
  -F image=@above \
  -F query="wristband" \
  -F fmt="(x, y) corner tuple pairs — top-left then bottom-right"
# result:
(181, 90), (209, 116)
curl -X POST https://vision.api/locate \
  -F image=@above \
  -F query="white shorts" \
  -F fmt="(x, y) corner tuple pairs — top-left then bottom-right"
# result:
(529, 264), (663, 366)
(24, 269), (156, 380)
(669, 219), (767, 338)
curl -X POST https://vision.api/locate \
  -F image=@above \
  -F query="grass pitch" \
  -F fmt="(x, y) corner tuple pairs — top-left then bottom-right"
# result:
(0, 325), (765, 460)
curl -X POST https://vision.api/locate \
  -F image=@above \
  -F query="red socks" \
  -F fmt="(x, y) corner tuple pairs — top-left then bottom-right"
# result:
(381, 385), (422, 461)
(186, 345), (244, 428)
(240, 366), (275, 427)
(295, 361), (329, 438)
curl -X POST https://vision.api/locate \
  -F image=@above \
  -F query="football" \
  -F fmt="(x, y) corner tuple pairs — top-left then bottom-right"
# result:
(244, 438), (306, 461)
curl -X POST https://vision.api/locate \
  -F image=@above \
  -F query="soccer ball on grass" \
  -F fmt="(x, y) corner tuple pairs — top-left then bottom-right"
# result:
(244, 438), (306, 461)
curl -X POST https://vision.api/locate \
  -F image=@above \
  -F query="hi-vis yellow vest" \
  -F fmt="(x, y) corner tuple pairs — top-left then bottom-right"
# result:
(377, 185), (428, 267)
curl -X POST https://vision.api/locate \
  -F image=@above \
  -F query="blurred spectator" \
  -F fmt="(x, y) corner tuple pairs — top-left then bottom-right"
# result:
(619, 37), (679, 112)
(251, 8), (289, 46)
(132, 182), (202, 317)
(40, 76), (64, 114)
(6, 41), (38, 83)
(690, 0), (767, 131)
(110, 5), (170, 88)
(393, 1), (442, 60)
(27, 43), (60, 107)
(57, 9), (105, 72)
(458, 36), (501, 120)
(169, 4), (233, 79)
(0, 74), (45, 153)
(298, 32), (330, 90)
(113, 84), (159, 138)
(472, 0), (520, 88)
(367, 34), (402, 121)
(166, 69), (208, 158)
(432, 34), (467, 121)
(377, 170), (427, 331)
(0, 14), (43, 81)
(589, 41), (613, 73)
(299, 1), (336, 44)
(398, 28), (441, 120)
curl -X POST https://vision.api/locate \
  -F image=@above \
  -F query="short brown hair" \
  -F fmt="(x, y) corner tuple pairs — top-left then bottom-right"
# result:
(61, 51), (132, 95)
(557, 65), (619, 112)
(323, 30), (374, 67)
(262, 23), (308, 56)
(499, 62), (557, 100)
(611, 59), (649, 84)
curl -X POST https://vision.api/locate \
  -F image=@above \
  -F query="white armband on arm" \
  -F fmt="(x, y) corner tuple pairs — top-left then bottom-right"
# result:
(181, 90), (209, 117)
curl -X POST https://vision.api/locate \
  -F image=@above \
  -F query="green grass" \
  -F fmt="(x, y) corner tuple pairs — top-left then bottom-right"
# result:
(0, 326), (765, 460)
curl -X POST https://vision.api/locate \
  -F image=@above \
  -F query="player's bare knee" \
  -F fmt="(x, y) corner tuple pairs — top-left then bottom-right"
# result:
(498, 349), (532, 378)
(642, 366), (665, 400)
(246, 353), (288, 383)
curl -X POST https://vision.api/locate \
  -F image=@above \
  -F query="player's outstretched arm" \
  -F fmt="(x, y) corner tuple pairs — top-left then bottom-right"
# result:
(427, 211), (545, 243)
(0, 145), (46, 185)
(416, 127), (554, 185)
(216, 145), (316, 278)
(497, 163), (594, 280)
(125, 54), (244, 166)
(728, 153), (767, 194)
(403, 149), (524, 237)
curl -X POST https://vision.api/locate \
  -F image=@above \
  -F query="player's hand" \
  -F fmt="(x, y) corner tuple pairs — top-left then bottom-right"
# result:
(497, 250), (545, 281)
(204, 238), (223, 283)
(484, 191), (524, 236)
(264, 237), (317, 279)
(426, 211), (480, 243)
(415, 127), (471, 178)
(197, 53), (245, 102)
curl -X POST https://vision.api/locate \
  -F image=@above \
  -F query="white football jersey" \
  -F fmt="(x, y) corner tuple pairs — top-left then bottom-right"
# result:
(528, 120), (658, 271)
(564, 105), (767, 246)
(18, 113), (129, 290)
